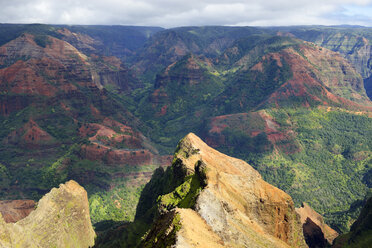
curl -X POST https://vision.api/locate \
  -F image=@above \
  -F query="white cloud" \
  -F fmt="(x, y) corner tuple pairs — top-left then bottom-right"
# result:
(0, 0), (371, 27)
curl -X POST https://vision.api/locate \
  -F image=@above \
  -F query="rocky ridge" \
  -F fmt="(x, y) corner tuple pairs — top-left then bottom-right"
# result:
(140, 133), (306, 248)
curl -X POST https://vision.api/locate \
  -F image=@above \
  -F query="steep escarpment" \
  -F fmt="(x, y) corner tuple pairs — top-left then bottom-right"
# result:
(279, 27), (372, 101)
(0, 180), (95, 248)
(138, 133), (306, 248)
(141, 208), (225, 248)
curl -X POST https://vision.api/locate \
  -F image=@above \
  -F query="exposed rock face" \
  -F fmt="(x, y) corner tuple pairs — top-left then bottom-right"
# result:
(0, 180), (95, 248)
(154, 55), (209, 88)
(90, 54), (142, 93)
(0, 200), (35, 223)
(141, 133), (306, 248)
(296, 202), (338, 247)
(213, 36), (372, 113)
(142, 208), (225, 248)
(80, 143), (153, 166)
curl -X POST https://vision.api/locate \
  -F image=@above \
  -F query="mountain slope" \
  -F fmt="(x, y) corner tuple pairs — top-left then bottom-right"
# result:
(0, 31), (166, 226)
(274, 26), (372, 100)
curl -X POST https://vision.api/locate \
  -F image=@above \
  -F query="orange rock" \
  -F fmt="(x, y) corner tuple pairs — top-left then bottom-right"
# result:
(145, 133), (307, 247)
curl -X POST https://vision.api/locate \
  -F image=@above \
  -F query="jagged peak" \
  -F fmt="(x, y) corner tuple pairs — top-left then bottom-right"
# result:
(175, 132), (261, 179)
(142, 133), (306, 247)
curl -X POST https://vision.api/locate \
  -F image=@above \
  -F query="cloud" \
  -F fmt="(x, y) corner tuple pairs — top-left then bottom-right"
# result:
(0, 0), (371, 27)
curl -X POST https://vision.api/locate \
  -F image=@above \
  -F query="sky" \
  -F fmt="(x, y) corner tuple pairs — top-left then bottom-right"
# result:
(0, 0), (371, 28)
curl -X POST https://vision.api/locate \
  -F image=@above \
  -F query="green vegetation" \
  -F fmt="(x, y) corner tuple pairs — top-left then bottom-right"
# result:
(142, 211), (182, 248)
(333, 196), (372, 247)
(66, 157), (158, 224)
(33, 34), (52, 48)
(0, 24), (63, 47)
(89, 184), (144, 223)
(95, 152), (205, 247)
(0, 163), (10, 189)
(135, 54), (225, 152)
(220, 128), (272, 157)
(158, 173), (202, 212)
(215, 53), (293, 114)
(0, 78), (157, 227)
(243, 108), (372, 232)
(134, 36), (296, 153)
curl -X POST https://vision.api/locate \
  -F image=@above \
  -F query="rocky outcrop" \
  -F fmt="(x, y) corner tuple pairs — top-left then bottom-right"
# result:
(143, 53), (223, 120)
(140, 133), (306, 248)
(0, 200), (35, 223)
(296, 202), (338, 247)
(0, 180), (95, 248)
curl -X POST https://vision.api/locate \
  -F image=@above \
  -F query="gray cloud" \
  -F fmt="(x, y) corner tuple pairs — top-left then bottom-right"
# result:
(0, 0), (371, 27)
